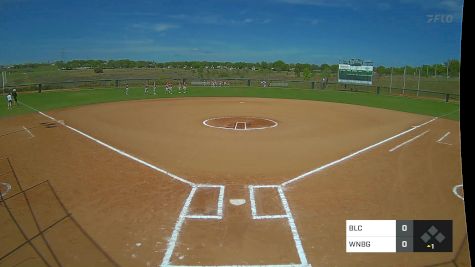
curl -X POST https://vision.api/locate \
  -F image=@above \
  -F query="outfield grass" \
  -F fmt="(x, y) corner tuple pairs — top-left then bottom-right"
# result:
(0, 86), (460, 120)
(5, 67), (460, 94)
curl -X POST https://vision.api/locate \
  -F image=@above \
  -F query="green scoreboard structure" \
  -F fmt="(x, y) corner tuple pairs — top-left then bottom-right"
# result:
(338, 59), (374, 85)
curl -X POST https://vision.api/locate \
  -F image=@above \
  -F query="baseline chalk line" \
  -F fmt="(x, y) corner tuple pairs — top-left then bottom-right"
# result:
(19, 101), (194, 186)
(282, 117), (438, 186)
(436, 132), (452, 145)
(388, 130), (430, 152)
(22, 126), (35, 138)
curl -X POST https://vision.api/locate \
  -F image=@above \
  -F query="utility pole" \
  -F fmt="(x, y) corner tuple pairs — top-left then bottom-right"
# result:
(446, 60), (449, 79)
(403, 66), (406, 94)
(2, 71), (5, 95)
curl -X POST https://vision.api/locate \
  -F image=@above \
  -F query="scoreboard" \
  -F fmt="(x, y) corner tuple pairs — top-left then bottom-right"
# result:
(338, 64), (374, 85)
(346, 220), (453, 253)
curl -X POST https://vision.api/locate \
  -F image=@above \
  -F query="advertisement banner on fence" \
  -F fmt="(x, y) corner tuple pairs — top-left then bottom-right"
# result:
(338, 64), (373, 85)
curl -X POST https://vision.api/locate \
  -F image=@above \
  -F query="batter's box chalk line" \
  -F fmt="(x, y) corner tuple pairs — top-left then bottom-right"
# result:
(161, 184), (310, 267)
(185, 184), (225, 219)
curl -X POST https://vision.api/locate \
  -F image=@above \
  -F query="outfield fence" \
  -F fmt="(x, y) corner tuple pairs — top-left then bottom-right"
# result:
(2, 77), (460, 103)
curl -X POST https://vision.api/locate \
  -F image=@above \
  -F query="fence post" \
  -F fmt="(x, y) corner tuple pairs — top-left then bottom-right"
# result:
(38, 84), (42, 93)
(247, 79), (251, 87)
(377, 86), (380, 95)
(445, 94), (450, 103)
(311, 81), (315, 89)
(115, 80), (119, 88)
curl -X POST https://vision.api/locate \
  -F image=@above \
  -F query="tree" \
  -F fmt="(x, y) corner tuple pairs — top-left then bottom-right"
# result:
(303, 68), (313, 80)
(272, 60), (289, 71)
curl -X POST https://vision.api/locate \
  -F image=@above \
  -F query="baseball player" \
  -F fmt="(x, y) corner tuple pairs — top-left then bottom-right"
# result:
(125, 83), (129, 95)
(153, 81), (157, 95)
(12, 89), (18, 105)
(144, 83), (149, 94)
(6, 93), (13, 110)
(179, 81), (186, 94)
(182, 81), (187, 93)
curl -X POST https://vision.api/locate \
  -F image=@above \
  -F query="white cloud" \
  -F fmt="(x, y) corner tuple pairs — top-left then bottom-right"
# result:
(276, 0), (352, 7)
(169, 14), (272, 25)
(131, 23), (179, 32)
(152, 23), (179, 32)
(401, 0), (463, 13)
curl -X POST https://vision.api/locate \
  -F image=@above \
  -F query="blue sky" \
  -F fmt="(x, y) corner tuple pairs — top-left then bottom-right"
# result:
(0, 0), (464, 66)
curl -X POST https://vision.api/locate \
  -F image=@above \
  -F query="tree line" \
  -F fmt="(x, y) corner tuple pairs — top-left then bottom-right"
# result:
(2, 59), (461, 77)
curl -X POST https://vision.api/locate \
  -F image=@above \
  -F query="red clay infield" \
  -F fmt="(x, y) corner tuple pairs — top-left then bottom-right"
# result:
(0, 97), (468, 267)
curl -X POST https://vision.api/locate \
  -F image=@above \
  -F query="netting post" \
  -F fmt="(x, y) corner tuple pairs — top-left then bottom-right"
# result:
(38, 83), (42, 93)
(445, 94), (450, 103)
(377, 86), (380, 95)
(247, 79), (251, 86)
(311, 81), (316, 89)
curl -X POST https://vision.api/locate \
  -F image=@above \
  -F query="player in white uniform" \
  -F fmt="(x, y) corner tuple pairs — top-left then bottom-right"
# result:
(153, 81), (157, 95)
(6, 93), (13, 110)
(182, 81), (187, 93)
(125, 83), (129, 95)
(144, 83), (149, 94)
(165, 81), (173, 94)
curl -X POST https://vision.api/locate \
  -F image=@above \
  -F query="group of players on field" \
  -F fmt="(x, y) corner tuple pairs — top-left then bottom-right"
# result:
(124, 81), (187, 95)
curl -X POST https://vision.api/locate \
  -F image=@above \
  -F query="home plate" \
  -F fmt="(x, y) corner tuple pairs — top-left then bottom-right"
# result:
(229, 199), (246, 206)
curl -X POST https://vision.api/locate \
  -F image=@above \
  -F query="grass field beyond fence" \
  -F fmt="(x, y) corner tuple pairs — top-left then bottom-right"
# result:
(0, 86), (460, 120)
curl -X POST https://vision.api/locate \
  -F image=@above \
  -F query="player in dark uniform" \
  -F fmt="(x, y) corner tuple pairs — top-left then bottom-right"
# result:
(12, 89), (18, 105)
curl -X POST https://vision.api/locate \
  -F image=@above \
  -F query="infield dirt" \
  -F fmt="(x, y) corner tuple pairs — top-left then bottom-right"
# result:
(0, 97), (467, 267)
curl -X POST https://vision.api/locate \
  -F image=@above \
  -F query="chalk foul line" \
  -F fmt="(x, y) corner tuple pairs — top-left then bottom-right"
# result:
(19, 101), (194, 186)
(281, 117), (437, 186)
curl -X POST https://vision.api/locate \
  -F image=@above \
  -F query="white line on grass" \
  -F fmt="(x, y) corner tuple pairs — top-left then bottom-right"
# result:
(22, 126), (34, 138)
(19, 101), (195, 186)
(281, 117), (438, 186)
(388, 130), (430, 152)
